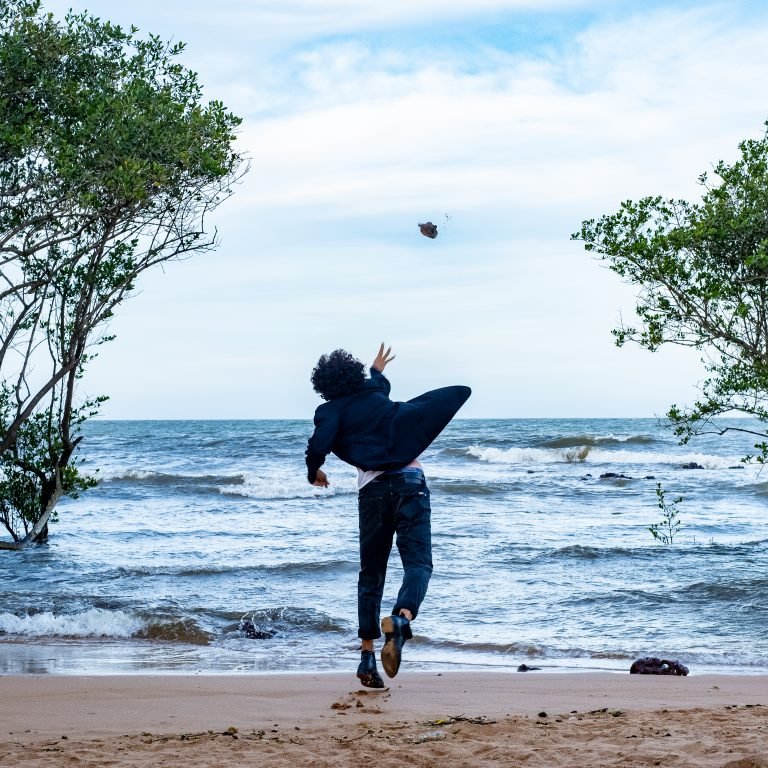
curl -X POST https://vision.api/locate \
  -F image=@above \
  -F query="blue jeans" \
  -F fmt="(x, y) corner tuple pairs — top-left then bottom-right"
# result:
(357, 470), (432, 640)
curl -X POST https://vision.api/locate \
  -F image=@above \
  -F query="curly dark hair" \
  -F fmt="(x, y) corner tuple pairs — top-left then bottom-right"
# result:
(311, 349), (366, 401)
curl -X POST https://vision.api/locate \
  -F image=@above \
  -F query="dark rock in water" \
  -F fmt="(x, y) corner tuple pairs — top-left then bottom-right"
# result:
(600, 472), (632, 479)
(644, 475), (655, 480)
(527, 469), (535, 474)
(517, 664), (541, 672)
(629, 657), (689, 676)
(680, 462), (704, 470)
(728, 465), (745, 470)
(241, 619), (277, 640)
(418, 222), (438, 238)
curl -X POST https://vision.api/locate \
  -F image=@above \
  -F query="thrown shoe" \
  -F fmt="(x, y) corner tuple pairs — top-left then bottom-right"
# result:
(356, 650), (385, 688)
(380, 614), (412, 678)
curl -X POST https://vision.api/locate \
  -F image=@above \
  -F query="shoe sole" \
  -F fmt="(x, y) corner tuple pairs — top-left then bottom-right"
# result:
(380, 616), (401, 678)
(356, 672), (385, 689)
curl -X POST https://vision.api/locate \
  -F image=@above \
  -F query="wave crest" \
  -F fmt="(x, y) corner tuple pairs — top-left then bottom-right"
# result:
(219, 472), (357, 500)
(0, 608), (143, 638)
(134, 618), (212, 645)
(540, 435), (657, 448)
(464, 445), (741, 468)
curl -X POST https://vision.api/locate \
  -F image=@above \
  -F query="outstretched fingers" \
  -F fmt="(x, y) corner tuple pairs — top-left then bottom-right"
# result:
(373, 342), (396, 371)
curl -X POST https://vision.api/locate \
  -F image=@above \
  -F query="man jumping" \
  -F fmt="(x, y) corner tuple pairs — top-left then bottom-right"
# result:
(305, 344), (471, 687)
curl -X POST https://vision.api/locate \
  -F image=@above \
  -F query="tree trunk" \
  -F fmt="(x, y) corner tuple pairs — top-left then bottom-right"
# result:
(0, 472), (62, 550)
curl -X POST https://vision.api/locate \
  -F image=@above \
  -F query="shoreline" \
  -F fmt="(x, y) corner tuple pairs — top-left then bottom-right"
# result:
(2, 672), (766, 767)
(3, 637), (768, 678)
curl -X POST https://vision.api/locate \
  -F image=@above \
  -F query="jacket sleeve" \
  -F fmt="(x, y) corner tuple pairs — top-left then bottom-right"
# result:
(305, 406), (340, 484)
(368, 367), (391, 395)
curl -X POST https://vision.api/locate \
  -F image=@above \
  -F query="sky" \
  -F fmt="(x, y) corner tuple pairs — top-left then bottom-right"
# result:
(39, 0), (768, 418)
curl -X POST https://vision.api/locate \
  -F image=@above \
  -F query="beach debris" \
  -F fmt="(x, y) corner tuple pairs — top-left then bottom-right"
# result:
(413, 730), (447, 743)
(629, 657), (689, 676)
(418, 222), (438, 239)
(424, 714), (496, 726)
(517, 664), (541, 672)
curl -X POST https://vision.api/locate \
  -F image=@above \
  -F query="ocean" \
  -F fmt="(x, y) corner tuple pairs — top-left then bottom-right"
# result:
(1, 418), (767, 676)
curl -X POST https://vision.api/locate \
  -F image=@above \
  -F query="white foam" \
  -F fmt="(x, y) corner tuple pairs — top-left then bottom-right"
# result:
(100, 468), (157, 481)
(589, 448), (740, 469)
(219, 471), (358, 499)
(466, 445), (742, 468)
(0, 608), (144, 638)
(468, 445), (563, 464)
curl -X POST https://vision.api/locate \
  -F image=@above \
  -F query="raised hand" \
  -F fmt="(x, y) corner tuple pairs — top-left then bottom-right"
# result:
(372, 343), (396, 372)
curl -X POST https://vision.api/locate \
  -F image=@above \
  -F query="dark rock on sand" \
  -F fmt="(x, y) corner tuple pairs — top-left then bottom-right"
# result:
(517, 664), (541, 672)
(241, 620), (277, 640)
(629, 657), (689, 676)
(418, 222), (438, 238)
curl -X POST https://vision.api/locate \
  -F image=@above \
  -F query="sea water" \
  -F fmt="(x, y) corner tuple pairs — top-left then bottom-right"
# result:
(1, 418), (767, 675)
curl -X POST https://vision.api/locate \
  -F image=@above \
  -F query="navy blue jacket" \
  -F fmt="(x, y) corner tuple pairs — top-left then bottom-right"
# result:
(306, 368), (471, 483)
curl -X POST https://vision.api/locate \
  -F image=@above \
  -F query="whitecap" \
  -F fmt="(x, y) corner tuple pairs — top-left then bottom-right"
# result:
(465, 444), (744, 469)
(218, 471), (357, 499)
(0, 608), (144, 638)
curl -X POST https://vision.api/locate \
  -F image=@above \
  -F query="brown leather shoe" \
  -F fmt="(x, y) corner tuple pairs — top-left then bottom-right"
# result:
(380, 614), (411, 678)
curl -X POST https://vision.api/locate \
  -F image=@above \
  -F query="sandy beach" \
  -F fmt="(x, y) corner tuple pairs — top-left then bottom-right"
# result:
(1, 672), (767, 766)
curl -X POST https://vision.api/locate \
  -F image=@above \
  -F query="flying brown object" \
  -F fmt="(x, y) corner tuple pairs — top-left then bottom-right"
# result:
(418, 222), (438, 239)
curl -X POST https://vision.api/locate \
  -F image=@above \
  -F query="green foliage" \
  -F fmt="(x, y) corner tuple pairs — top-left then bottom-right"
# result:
(0, 386), (101, 539)
(0, 0), (245, 544)
(573, 121), (768, 457)
(649, 484), (683, 545)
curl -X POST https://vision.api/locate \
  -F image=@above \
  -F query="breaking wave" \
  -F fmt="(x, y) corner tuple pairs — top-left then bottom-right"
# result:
(0, 609), (214, 645)
(219, 472), (357, 499)
(134, 618), (212, 645)
(101, 468), (359, 499)
(0, 608), (143, 638)
(102, 470), (243, 485)
(464, 445), (742, 468)
(539, 434), (657, 448)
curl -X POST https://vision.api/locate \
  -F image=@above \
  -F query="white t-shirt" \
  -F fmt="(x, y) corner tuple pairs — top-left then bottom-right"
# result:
(356, 459), (423, 490)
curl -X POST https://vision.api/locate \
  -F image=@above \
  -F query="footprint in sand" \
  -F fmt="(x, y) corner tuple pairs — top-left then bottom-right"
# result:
(330, 689), (391, 714)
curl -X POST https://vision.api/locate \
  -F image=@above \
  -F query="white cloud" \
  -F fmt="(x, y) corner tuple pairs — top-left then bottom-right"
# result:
(231, 4), (768, 233)
(35, 1), (768, 417)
